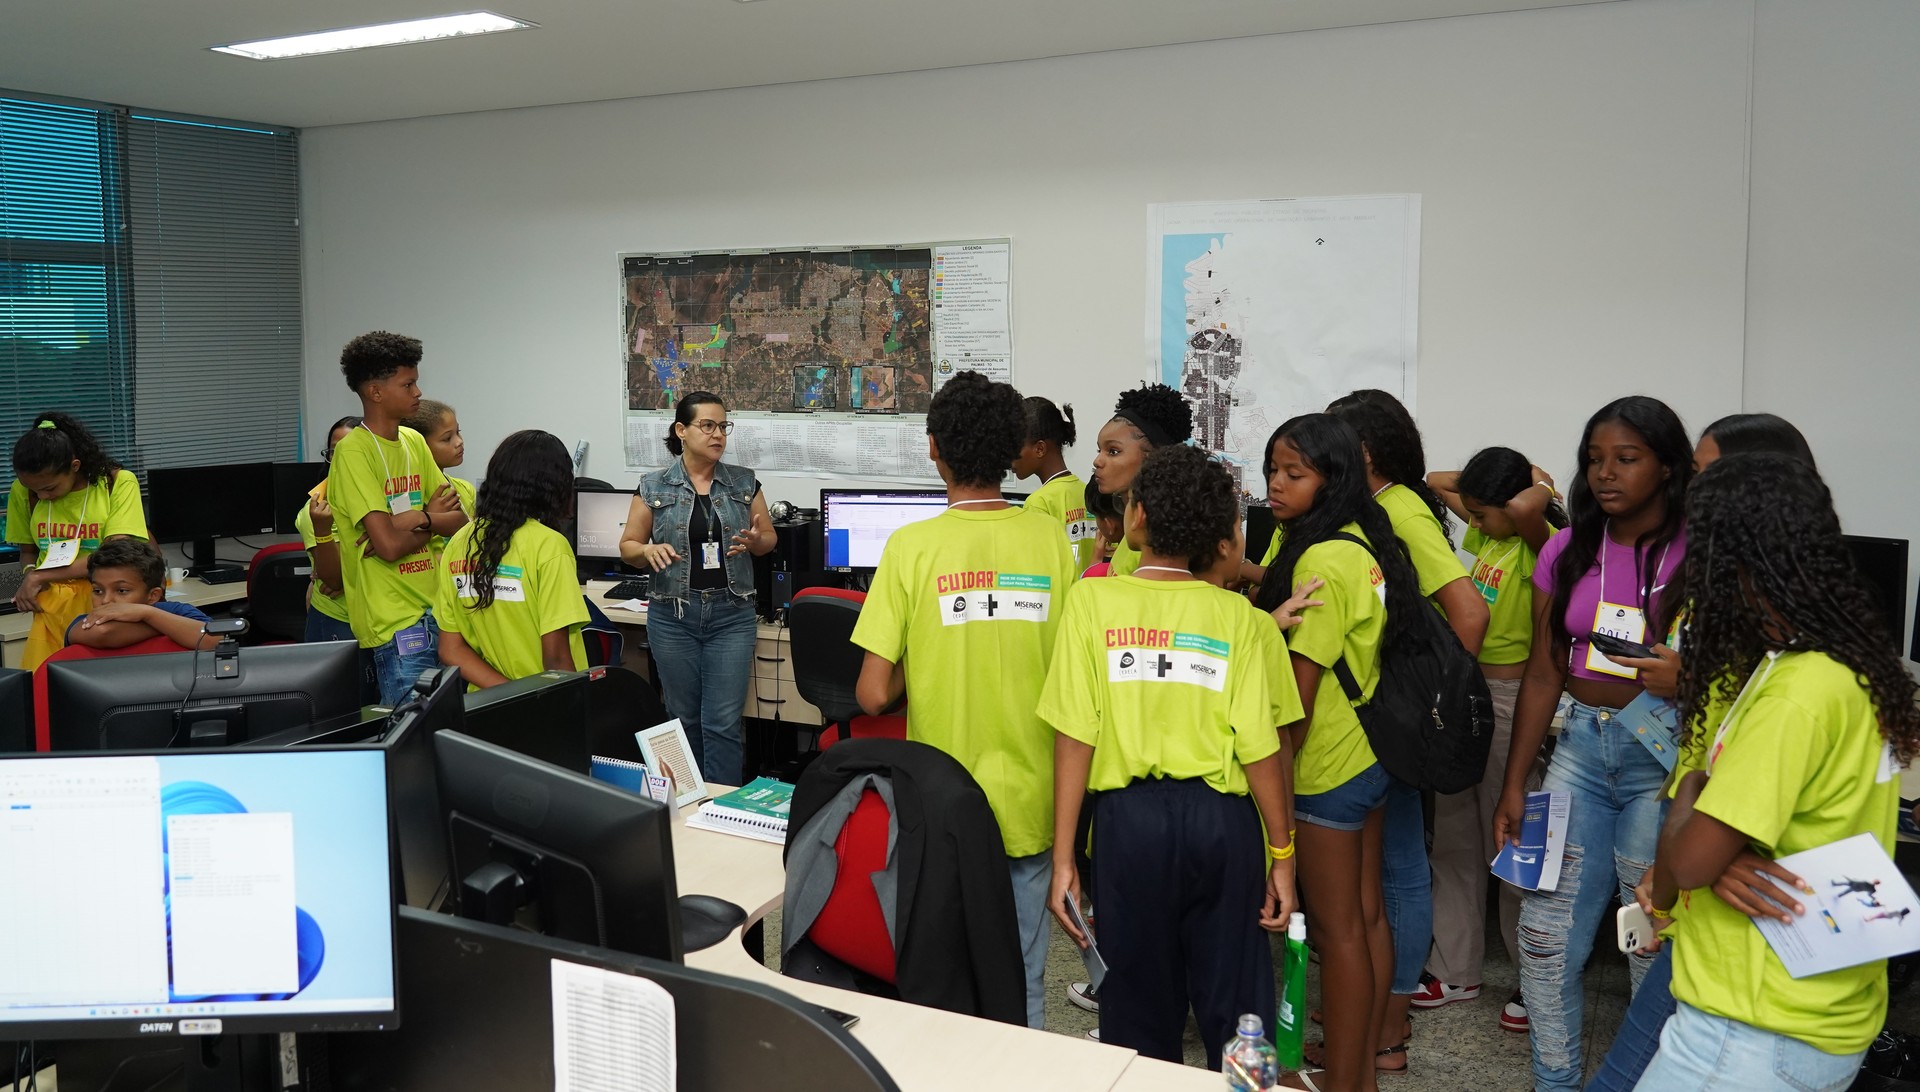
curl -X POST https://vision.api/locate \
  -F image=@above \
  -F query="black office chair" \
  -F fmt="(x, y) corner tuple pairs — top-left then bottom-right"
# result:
(236, 544), (312, 644)
(584, 666), (669, 764)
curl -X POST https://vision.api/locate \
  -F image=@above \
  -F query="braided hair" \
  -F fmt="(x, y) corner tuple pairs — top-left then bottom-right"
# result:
(1253, 414), (1425, 652)
(464, 430), (574, 610)
(1326, 389), (1451, 546)
(1022, 396), (1077, 449)
(1675, 453), (1920, 763)
(13, 411), (120, 485)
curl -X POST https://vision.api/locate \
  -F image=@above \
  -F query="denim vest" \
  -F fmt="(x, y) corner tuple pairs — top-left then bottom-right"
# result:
(636, 458), (759, 603)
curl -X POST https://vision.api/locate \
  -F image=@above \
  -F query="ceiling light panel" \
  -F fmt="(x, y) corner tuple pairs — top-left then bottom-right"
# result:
(213, 11), (535, 61)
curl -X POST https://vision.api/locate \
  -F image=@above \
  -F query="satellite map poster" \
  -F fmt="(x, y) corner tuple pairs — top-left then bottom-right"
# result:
(1147, 196), (1420, 499)
(620, 241), (1012, 479)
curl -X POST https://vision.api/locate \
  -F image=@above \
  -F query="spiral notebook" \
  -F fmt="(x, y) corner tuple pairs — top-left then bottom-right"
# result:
(683, 777), (793, 845)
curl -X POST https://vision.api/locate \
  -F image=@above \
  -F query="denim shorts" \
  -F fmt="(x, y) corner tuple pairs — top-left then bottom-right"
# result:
(1295, 760), (1390, 831)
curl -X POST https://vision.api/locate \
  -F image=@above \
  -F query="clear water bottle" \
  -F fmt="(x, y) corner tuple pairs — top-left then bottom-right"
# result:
(1223, 1012), (1278, 1090)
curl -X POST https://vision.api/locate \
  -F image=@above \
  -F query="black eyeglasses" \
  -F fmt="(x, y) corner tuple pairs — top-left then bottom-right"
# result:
(690, 420), (735, 436)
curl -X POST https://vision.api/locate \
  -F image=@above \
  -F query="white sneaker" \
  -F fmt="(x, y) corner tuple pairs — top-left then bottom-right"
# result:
(1500, 991), (1529, 1033)
(1408, 972), (1481, 1009)
(1084, 1026), (1101, 1043)
(1068, 981), (1101, 1012)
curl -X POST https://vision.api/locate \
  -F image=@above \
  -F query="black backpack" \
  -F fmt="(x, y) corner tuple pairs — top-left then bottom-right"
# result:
(1325, 532), (1494, 795)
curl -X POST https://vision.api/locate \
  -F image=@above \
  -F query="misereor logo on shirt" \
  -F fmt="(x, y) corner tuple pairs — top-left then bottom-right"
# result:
(449, 560), (526, 602)
(935, 570), (1052, 626)
(1105, 628), (1230, 692)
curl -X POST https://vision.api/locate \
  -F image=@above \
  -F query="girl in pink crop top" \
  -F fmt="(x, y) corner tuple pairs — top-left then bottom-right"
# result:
(1534, 525), (1687, 684)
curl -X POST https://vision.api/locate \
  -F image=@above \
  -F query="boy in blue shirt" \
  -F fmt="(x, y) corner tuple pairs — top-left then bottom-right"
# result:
(66, 538), (219, 650)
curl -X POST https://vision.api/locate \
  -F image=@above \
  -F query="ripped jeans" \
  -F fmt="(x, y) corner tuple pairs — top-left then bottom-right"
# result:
(1518, 696), (1668, 1090)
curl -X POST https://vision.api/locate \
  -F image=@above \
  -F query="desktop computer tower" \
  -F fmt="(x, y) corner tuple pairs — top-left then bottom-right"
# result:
(772, 517), (819, 573)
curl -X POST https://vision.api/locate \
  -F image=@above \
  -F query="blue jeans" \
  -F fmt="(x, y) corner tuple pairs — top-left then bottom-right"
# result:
(303, 608), (354, 644)
(1008, 849), (1051, 1030)
(647, 592), (757, 786)
(1586, 944), (1677, 1091)
(1633, 1002), (1866, 1092)
(1519, 696), (1669, 1090)
(371, 609), (439, 708)
(1381, 775), (1432, 995)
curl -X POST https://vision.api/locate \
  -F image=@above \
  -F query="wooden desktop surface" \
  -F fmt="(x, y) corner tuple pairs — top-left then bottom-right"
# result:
(669, 801), (1216, 1092)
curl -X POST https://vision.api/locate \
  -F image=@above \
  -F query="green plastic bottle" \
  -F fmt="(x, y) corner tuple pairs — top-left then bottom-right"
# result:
(1275, 911), (1307, 1071)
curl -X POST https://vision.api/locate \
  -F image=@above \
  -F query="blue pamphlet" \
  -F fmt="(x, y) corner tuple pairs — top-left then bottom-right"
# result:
(1491, 791), (1570, 892)
(1616, 691), (1680, 772)
(589, 755), (649, 794)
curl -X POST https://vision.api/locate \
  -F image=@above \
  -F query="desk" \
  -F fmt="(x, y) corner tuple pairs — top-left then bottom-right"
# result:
(584, 579), (823, 727)
(669, 806), (1200, 1092)
(0, 577), (250, 670)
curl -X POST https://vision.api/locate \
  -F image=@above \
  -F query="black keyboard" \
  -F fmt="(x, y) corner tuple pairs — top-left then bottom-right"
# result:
(196, 567), (248, 585)
(605, 578), (651, 601)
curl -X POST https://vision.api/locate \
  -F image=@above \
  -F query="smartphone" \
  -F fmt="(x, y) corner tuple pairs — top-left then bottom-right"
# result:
(1589, 631), (1660, 661)
(815, 1004), (860, 1030)
(1616, 903), (1656, 953)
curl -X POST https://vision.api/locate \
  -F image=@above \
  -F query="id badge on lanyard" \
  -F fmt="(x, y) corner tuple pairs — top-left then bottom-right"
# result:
(1587, 601), (1647, 679)
(701, 541), (722, 570)
(699, 494), (722, 570)
(37, 487), (89, 569)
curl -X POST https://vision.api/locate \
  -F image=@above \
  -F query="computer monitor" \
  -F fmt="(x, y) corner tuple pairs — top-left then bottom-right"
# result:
(271, 462), (329, 535)
(1842, 535), (1910, 654)
(46, 640), (365, 752)
(433, 729), (684, 962)
(1246, 504), (1279, 562)
(382, 665), (465, 910)
(0, 747), (398, 1048)
(819, 489), (948, 571)
(0, 666), (32, 753)
(147, 462), (278, 573)
(573, 485), (639, 579)
(461, 669), (592, 774)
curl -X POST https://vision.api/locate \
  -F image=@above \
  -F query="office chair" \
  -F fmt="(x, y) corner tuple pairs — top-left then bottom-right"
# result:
(238, 543), (312, 644)
(580, 595), (627, 669)
(583, 666), (669, 764)
(32, 635), (191, 751)
(787, 588), (906, 751)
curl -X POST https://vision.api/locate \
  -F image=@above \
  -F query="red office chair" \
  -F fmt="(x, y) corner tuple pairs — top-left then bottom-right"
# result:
(806, 787), (897, 983)
(239, 543), (311, 644)
(33, 635), (191, 751)
(788, 588), (906, 750)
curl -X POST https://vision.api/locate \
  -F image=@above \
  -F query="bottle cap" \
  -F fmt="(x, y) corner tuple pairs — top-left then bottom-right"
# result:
(1237, 1013), (1263, 1037)
(1288, 911), (1306, 940)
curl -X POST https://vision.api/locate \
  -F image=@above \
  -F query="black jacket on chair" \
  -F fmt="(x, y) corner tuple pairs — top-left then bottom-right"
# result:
(781, 738), (1027, 1025)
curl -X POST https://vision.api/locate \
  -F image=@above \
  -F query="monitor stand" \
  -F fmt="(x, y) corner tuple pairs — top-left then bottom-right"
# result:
(184, 1032), (280, 1092)
(184, 536), (220, 577)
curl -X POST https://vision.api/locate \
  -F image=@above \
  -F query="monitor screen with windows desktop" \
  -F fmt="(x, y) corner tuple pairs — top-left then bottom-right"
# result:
(0, 746), (398, 1041)
(46, 641), (365, 752)
(819, 489), (947, 571)
(573, 486), (640, 579)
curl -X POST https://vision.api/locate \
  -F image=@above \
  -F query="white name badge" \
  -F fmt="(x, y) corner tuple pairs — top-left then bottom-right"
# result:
(1586, 600), (1646, 678)
(388, 492), (415, 516)
(40, 538), (79, 568)
(452, 573), (526, 602)
(939, 588), (1051, 626)
(700, 541), (722, 570)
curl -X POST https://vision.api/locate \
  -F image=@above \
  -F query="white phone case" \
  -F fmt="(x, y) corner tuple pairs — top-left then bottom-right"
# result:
(1616, 903), (1655, 953)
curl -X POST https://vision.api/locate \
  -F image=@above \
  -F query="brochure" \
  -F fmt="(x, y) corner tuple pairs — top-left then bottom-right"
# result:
(1754, 833), (1920, 978)
(1490, 790), (1570, 892)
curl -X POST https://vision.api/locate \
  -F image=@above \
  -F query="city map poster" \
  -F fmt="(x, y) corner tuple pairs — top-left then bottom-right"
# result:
(1147, 195), (1420, 498)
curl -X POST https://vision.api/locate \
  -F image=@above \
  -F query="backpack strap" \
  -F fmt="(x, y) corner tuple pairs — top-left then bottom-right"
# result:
(1322, 531), (1375, 704)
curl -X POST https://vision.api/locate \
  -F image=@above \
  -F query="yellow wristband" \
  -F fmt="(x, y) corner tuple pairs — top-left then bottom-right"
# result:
(312, 534), (335, 545)
(1268, 829), (1299, 860)
(1649, 905), (1673, 920)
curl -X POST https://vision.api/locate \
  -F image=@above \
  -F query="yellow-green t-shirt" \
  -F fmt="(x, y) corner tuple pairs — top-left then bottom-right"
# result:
(6, 468), (148, 564)
(1669, 651), (1900, 1055)
(1376, 483), (1467, 599)
(1038, 576), (1298, 796)
(1463, 527), (1545, 666)
(328, 425), (447, 648)
(1023, 471), (1098, 573)
(1278, 524), (1388, 795)
(1109, 534), (1141, 577)
(436, 518), (588, 685)
(293, 501), (349, 624)
(850, 505), (1078, 858)
(430, 476), (476, 555)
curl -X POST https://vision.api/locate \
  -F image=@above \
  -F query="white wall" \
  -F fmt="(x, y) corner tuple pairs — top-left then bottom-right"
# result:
(299, 0), (1918, 639)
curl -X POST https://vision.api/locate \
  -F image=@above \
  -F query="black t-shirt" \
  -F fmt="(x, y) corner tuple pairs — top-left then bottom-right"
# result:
(688, 490), (725, 589)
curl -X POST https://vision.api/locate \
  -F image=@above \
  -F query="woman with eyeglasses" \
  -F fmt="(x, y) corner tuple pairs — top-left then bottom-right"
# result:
(621, 391), (776, 785)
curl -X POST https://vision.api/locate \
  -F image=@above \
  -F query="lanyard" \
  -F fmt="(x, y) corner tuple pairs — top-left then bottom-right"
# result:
(1474, 536), (1521, 591)
(34, 482), (91, 546)
(362, 424), (413, 501)
(948, 499), (1002, 509)
(1599, 522), (1673, 610)
(1707, 651), (1784, 774)
(1042, 470), (1073, 487)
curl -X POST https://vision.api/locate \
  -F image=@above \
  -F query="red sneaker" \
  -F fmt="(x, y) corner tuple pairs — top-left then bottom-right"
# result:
(1408, 972), (1482, 1009)
(1500, 991), (1529, 1033)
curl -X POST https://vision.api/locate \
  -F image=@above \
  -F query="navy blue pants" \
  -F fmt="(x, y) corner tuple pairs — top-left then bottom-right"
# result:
(1093, 777), (1274, 1068)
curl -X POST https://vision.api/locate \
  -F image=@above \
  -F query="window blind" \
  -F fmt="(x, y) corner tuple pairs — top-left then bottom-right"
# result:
(124, 114), (302, 470)
(0, 95), (137, 476)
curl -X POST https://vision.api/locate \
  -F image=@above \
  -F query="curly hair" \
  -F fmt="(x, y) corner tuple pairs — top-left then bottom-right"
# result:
(1254, 414), (1425, 652)
(1133, 445), (1237, 572)
(663, 391), (725, 457)
(86, 536), (165, 591)
(464, 430), (574, 610)
(1110, 383), (1194, 449)
(927, 370), (1023, 487)
(403, 399), (455, 436)
(1675, 453), (1920, 764)
(1457, 446), (1570, 530)
(1023, 396), (1077, 449)
(1083, 477), (1122, 522)
(13, 411), (120, 484)
(1326, 389), (1452, 546)
(340, 331), (422, 392)
(1548, 396), (1692, 663)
